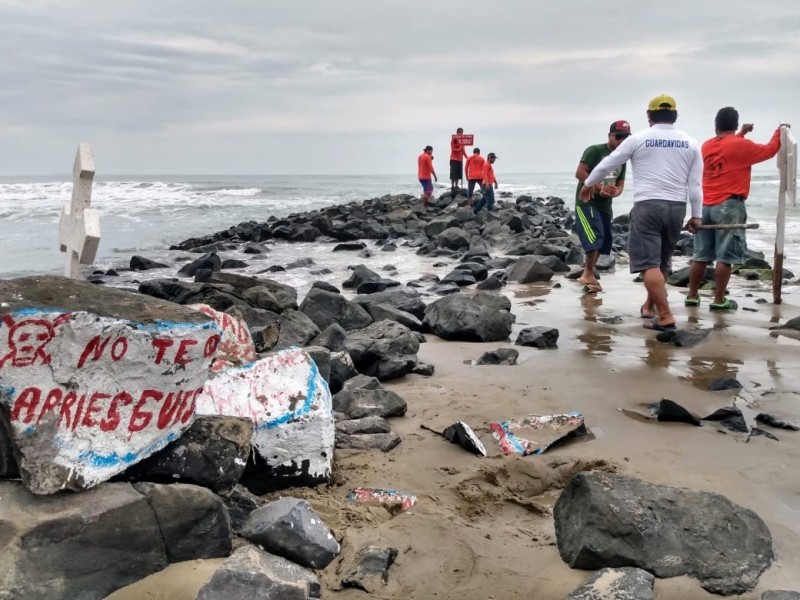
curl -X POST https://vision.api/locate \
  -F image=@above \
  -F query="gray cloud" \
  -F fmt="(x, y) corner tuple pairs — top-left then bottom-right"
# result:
(0, 0), (798, 174)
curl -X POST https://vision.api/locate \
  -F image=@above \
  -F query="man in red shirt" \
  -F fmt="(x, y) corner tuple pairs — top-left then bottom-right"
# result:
(417, 145), (437, 207)
(472, 152), (498, 214)
(686, 107), (783, 310)
(464, 148), (485, 207)
(450, 127), (468, 194)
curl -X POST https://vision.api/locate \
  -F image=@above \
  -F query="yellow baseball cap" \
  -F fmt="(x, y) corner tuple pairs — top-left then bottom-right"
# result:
(648, 94), (677, 111)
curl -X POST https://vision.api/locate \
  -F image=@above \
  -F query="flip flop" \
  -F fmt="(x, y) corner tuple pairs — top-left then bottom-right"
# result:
(578, 277), (602, 293)
(640, 306), (656, 319)
(643, 319), (677, 332)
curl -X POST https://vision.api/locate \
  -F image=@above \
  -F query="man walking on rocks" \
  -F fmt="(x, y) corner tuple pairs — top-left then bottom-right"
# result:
(465, 148), (485, 208)
(472, 152), (498, 214)
(581, 94), (703, 331)
(574, 120), (630, 292)
(685, 108), (784, 311)
(418, 145), (437, 208)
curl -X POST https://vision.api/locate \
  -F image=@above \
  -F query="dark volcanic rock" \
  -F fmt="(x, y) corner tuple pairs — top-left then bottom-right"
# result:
(119, 416), (252, 493)
(335, 415), (391, 435)
(342, 545), (399, 592)
(332, 376), (408, 419)
(424, 292), (514, 342)
(365, 303), (423, 331)
(221, 484), (265, 534)
(300, 287), (373, 331)
(554, 471), (774, 595)
(343, 320), (419, 380)
(506, 256), (555, 283)
(177, 251), (222, 277)
(335, 432), (401, 452)
(655, 327), (712, 347)
(311, 322), (348, 352)
(352, 288), (427, 319)
(0, 480), (231, 600)
(564, 567), (654, 600)
(477, 348), (519, 365)
(515, 326), (559, 349)
(130, 255), (170, 271)
(329, 350), (359, 394)
(241, 497), (340, 569)
(708, 377), (744, 392)
(275, 309), (322, 350)
(197, 545), (321, 600)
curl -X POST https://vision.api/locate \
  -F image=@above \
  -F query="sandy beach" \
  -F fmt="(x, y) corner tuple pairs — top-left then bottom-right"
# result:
(108, 248), (800, 600)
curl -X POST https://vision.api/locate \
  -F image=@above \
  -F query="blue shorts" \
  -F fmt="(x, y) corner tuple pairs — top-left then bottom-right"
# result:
(419, 179), (433, 193)
(692, 197), (747, 264)
(575, 204), (613, 254)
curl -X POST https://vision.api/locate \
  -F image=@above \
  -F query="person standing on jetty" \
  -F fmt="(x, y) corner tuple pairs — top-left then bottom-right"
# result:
(685, 108), (784, 311)
(473, 152), (498, 214)
(465, 148), (485, 208)
(581, 94), (703, 331)
(418, 145), (437, 208)
(450, 127), (468, 194)
(574, 120), (631, 292)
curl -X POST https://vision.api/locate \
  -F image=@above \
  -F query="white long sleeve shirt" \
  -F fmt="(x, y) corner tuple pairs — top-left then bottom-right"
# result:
(585, 123), (703, 218)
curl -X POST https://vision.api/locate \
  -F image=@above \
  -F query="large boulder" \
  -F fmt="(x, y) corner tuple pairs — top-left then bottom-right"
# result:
(299, 287), (373, 331)
(423, 292), (514, 342)
(197, 545), (321, 600)
(333, 376), (408, 419)
(343, 320), (419, 380)
(0, 480), (231, 600)
(0, 276), (220, 494)
(554, 471), (774, 595)
(207, 272), (298, 312)
(196, 348), (334, 494)
(119, 415), (252, 493)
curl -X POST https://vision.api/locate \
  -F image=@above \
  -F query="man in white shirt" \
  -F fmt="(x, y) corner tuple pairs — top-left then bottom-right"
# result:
(580, 94), (703, 331)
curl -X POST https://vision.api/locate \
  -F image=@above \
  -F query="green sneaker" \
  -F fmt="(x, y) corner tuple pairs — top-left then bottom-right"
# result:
(709, 298), (738, 311)
(684, 296), (701, 307)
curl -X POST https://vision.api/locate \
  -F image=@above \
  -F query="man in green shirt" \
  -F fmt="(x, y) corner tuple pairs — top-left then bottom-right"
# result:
(574, 120), (630, 292)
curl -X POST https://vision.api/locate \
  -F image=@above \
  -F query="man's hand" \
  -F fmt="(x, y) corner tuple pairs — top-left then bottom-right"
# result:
(433, 174), (438, 182)
(494, 182), (498, 190)
(579, 184), (592, 203)
(739, 123), (754, 136)
(599, 184), (618, 198)
(685, 217), (702, 233)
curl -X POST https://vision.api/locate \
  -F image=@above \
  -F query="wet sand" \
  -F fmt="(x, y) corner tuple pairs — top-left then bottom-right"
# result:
(110, 255), (800, 600)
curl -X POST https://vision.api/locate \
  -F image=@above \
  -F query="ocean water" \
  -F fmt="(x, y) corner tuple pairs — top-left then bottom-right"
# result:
(0, 172), (797, 280)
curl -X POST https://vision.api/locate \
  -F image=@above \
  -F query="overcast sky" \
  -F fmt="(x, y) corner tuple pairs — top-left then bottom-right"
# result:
(1, 0), (798, 175)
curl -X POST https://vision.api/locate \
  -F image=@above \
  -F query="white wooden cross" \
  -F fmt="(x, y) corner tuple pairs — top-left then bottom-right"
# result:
(773, 124), (796, 304)
(58, 143), (101, 278)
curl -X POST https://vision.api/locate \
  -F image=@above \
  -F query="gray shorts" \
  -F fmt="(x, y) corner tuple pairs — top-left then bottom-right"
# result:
(692, 197), (747, 264)
(628, 200), (686, 273)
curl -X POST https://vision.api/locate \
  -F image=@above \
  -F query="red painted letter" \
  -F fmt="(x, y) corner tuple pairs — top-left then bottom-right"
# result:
(77, 336), (111, 368)
(151, 338), (174, 364)
(11, 387), (41, 424)
(129, 390), (161, 432)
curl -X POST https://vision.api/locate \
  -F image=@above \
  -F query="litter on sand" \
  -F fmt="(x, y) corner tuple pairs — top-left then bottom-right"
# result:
(348, 487), (418, 512)
(618, 397), (799, 442)
(420, 421), (487, 456)
(489, 412), (588, 456)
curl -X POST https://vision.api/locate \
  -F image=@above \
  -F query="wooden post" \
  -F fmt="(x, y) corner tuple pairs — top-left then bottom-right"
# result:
(773, 126), (796, 304)
(58, 143), (101, 279)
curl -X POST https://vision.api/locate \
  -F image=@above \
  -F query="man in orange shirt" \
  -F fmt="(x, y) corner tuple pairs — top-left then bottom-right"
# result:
(418, 145), (437, 207)
(464, 148), (485, 207)
(686, 107), (783, 310)
(472, 152), (498, 214)
(450, 127), (468, 194)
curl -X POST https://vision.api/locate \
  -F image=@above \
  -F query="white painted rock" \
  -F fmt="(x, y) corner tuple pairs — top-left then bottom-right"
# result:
(196, 347), (334, 493)
(190, 304), (257, 373)
(0, 276), (221, 494)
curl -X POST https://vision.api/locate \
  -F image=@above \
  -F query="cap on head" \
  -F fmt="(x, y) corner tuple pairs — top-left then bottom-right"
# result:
(648, 94), (677, 111)
(609, 120), (631, 135)
(487, 152), (497, 159)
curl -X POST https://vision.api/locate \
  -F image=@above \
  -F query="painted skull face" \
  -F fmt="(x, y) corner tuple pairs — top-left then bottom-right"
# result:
(4, 320), (55, 367)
